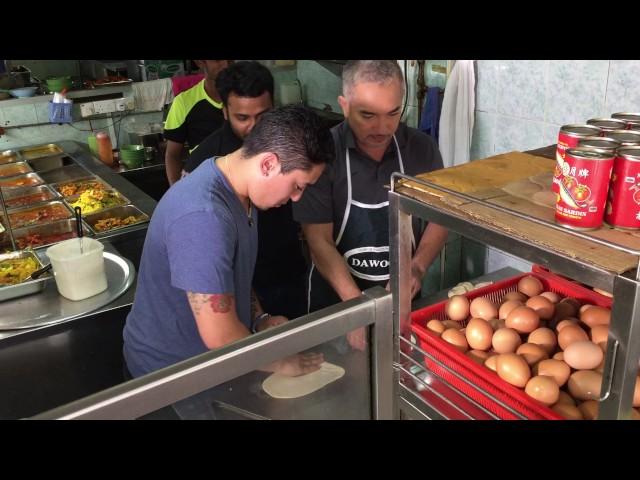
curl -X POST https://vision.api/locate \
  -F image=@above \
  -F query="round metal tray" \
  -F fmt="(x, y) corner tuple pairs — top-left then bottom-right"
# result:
(0, 252), (135, 330)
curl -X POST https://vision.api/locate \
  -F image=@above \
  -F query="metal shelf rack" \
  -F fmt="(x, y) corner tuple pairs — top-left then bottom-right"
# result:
(389, 172), (640, 420)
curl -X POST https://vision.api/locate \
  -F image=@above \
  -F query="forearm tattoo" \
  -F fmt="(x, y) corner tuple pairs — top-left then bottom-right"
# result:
(187, 292), (233, 316)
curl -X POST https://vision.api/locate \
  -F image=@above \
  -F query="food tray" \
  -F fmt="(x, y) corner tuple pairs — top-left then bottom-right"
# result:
(0, 251), (135, 329)
(19, 144), (63, 160)
(410, 267), (613, 420)
(28, 154), (75, 173)
(0, 250), (50, 302)
(2, 200), (73, 229)
(0, 150), (20, 165)
(52, 177), (111, 198)
(0, 162), (33, 178)
(84, 205), (149, 233)
(38, 165), (92, 184)
(1, 218), (91, 251)
(65, 189), (129, 216)
(0, 172), (44, 188)
(0, 185), (60, 209)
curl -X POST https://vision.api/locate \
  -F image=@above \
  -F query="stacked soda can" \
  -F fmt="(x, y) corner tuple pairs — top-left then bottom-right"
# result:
(555, 113), (640, 230)
(554, 125), (601, 195)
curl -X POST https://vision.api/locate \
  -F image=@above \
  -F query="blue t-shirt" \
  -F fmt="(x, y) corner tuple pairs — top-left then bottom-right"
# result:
(123, 158), (258, 377)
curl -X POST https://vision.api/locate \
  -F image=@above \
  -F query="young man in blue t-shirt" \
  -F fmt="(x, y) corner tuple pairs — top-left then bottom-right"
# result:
(123, 105), (334, 383)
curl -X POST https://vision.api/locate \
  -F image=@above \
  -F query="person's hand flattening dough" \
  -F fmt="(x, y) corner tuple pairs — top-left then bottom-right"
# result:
(276, 352), (325, 377)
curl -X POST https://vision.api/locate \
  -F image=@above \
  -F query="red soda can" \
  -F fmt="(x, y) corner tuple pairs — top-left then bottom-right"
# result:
(555, 147), (615, 230)
(604, 146), (640, 230)
(587, 118), (627, 132)
(611, 112), (640, 129)
(606, 129), (640, 146)
(554, 124), (601, 195)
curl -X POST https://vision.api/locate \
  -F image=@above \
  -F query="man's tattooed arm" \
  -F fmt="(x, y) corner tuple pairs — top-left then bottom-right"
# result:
(187, 292), (233, 317)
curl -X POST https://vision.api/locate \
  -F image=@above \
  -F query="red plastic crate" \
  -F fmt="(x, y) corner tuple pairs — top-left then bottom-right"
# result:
(410, 267), (612, 420)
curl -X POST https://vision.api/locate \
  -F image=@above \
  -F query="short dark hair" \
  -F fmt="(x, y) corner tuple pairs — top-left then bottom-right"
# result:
(215, 61), (274, 105)
(242, 105), (334, 173)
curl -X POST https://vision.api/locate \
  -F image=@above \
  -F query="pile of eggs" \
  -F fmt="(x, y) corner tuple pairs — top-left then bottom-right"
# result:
(425, 275), (640, 420)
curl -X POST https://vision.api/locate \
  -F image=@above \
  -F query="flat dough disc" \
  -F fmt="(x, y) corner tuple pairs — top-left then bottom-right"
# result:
(262, 362), (345, 399)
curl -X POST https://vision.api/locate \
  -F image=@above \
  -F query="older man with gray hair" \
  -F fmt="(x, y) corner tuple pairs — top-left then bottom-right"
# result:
(293, 60), (449, 351)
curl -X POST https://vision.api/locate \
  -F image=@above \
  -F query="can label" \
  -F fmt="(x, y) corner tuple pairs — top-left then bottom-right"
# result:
(555, 149), (614, 230)
(554, 129), (597, 194)
(604, 156), (640, 229)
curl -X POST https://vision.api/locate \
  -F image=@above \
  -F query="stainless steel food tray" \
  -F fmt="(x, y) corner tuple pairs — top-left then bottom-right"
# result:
(51, 176), (112, 197)
(0, 185), (60, 209)
(19, 144), (63, 160)
(2, 200), (73, 229)
(0, 251), (135, 329)
(64, 190), (130, 216)
(28, 154), (76, 173)
(0, 172), (45, 189)
(84, 204), (149, 233)
(0, 150), (20, 165)
(38, 165), (93, 184)
(0, 218), (92, 251)
(0, 161), (33, 178)
(0, 250), (50, 302)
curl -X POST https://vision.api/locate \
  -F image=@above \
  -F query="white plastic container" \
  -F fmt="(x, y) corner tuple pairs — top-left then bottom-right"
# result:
(46, 237), (108, 301)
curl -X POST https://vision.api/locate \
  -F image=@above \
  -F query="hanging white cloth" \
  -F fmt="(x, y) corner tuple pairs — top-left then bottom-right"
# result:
(132, 78), (174, 112)
(438, 60), (475, 168)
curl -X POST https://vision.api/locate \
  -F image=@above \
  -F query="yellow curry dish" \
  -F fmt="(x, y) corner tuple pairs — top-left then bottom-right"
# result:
(69, 189), (125, 214)
(0, 256), (39, 286)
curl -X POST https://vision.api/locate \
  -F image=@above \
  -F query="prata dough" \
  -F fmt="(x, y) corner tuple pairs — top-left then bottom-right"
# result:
(262, 362), (345, 399)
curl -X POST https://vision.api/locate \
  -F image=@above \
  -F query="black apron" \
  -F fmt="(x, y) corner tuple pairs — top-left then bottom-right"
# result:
(307, 136), (414, 312)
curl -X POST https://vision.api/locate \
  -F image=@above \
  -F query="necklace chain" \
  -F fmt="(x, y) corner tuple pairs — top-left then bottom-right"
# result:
(223, 155), (252, 225)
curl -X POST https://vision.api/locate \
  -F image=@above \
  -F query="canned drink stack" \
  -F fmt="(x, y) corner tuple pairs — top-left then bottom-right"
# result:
(555, 125), (602, 195)
(555, 147), (615, 231)
(587, 118), (628, 132)
(604, 146), (640, 230)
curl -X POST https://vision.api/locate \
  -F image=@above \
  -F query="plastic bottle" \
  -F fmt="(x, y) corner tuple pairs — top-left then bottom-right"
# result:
(96, 132), (114, 166)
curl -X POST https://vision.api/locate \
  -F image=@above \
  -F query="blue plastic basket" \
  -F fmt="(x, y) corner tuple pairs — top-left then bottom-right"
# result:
(48, 101), (73, 123)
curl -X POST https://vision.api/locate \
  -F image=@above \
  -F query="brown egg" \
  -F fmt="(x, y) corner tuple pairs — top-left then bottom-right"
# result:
(558, 324), (589, 350)
(446, 295), (470, 322)
(551, 402), (584, 420)
(631, 408), (640, 420)
(492, 328), (522, 354)
(568, 370), (602, 401)
(564, 341), (604, 370)
(518, 275), (544, 297)
(465, 318), (494, 351)
(578, 400), (599, 420)
(467, 349), (491, 365)
(505, 306), (540, 334)
(581, 306), (611, 328)
(469, 297), (498, 321)
(496, 353), (531, 387)
(525, 295), (555, 320)
(525, 375), (560, 406)
(503, 291), (528, 303)
(484, 355), (498, 372)
(426, 319), (446, 335)
(555, 318), (578, 332)
(540, 291), (561, 304)
(442, 320), (462, 329)
(488, 318), (506, 330)
(634, 377), (640, 408)
(534, 359), (571, 387)
(516, 343), (549, 366)
(441, 328), (469, 352)
(553, 298), (580, 322)
(498, 300), (523, 320)
(594, 353), (606, 373)
(527, 327), (557, 355)
(590, 324), (609, 346)
(553, 351), (565, 361)
(579, 304), (594, 315)
(556, 390), (576, 406)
